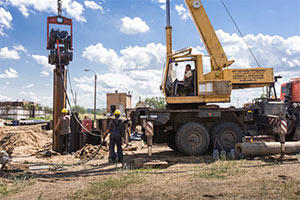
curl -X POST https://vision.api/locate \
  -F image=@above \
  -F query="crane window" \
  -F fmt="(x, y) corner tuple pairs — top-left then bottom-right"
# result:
(166, 61), (196, 97)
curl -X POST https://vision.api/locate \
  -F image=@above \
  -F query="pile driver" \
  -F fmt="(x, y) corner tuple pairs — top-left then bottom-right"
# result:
(47, 0), (73, 152)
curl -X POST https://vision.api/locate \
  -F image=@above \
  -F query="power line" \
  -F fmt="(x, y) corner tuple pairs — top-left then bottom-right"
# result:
(219, 0), (261, 68)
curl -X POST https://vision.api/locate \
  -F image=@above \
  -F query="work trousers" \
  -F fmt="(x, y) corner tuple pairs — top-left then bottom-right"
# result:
(60, 134), (70, 154)
(109, 134), (123, 161)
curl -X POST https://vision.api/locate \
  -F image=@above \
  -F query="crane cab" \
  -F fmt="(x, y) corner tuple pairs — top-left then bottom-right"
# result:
(162, 48), (232, 105)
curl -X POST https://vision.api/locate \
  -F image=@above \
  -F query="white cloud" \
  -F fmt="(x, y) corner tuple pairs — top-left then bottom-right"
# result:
(120, 17), (150, 35)
(0, 95), (12, 101)
(40, 71), (50, 77)
(0, 7), (13, 36)
(6, 0), (86, 22)
(78, 42), (166, 107)
(13, 45), (27, 53)
(64, 0), (86, 22)
(25, 83), (34, 88)
(152, 0), (166, 10)
(73, 71), (162, 108)
(84, 1), (103, 13)
(19, 91), (37, 102)
(215, 30), (300, 73)
(82, 42), (165, 72)
(0, 67), (18, 79)
(175, 4), (191, 20)
(32, 54), (54, 77)
(0, 47), (20, 59)
(74, 76), (94, 85)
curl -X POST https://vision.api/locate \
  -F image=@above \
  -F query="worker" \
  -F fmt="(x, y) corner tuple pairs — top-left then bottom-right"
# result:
(103, 109), (125, 163)
(54, 108), (71, 154)
(183, 64), (193, 95)
(81, 114), (92, 148)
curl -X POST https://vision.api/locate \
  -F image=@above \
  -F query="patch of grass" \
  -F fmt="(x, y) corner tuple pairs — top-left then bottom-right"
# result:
(11, 171), (35, 181)
(253, 178), (300, 200)
(69, 174), (143, 200)
(0, 180), (8, 196)
(28, 116), (52, 120)
(130, 167), (155, 173)
(0, 171), (36, 198)
(194, 160), (245, 179)
(196, 168), (226, 179)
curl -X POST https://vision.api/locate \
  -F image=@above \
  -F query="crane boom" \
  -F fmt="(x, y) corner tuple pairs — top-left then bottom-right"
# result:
(185, 0), (234, 71)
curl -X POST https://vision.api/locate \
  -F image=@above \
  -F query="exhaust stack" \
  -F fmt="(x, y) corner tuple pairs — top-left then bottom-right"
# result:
(166, 0), (172, 56)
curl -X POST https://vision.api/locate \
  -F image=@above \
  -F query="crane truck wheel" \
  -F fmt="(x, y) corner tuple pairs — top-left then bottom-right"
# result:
(212, 122), (243, 152)
(175, 122), (210, 155)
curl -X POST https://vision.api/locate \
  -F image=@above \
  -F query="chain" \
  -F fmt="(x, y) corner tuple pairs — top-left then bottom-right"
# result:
(57, 0), (62, 16)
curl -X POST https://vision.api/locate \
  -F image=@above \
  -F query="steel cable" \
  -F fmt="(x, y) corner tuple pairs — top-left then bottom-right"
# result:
(219, 0), (261, 68)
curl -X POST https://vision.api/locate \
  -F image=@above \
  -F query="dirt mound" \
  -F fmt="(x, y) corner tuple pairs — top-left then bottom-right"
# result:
(74, 144), (108, 160)
(0, 125), (51, 156)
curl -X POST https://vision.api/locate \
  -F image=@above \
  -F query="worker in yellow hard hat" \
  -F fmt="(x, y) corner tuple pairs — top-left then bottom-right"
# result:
(54, 108), (71, 154)
(103, 109), (125, 163)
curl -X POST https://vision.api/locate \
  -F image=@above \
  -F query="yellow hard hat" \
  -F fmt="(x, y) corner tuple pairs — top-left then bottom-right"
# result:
(61, 108), (68, 113)
(84, 114), (88, 117)
(114, 109), (121, 116)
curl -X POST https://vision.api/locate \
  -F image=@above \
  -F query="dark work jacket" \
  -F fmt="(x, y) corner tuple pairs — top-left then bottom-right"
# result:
(108, 118), (125, 138)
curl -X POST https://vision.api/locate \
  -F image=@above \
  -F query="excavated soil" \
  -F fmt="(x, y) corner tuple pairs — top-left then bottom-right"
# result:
(74, 144), (109, 160)
(0, 125), (51, 156)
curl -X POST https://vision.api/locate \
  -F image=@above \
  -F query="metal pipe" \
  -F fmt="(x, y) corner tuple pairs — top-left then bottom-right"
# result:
(236, 142), (300, 157)
(94, 73), (97, 128)
(165, 0), (172, 56)
(84, 69), (97, 129)
(166, 0), (171, 27)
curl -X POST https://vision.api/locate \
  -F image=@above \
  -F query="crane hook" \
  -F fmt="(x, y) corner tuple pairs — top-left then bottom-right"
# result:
(58, 0), (62, 16)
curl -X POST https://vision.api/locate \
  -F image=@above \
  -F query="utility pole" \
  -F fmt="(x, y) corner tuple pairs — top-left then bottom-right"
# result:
(84, 69), (97, 129)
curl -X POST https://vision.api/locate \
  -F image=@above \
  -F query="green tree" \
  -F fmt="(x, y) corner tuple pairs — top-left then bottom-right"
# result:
(43, 106), (53, 114)
(23, 103), (42, 110)
(71, 105), (86, 114)
(144, 97), (166, 109)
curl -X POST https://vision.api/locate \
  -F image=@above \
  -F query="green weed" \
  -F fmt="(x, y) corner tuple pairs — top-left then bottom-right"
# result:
(0, 180), (8, 196)
(0, 171), (36, 198)
(194, 160), (245, 179)
(69, 174), (142, 200)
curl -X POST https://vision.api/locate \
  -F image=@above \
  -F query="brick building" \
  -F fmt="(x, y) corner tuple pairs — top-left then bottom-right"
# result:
(106, 90), (132, 115)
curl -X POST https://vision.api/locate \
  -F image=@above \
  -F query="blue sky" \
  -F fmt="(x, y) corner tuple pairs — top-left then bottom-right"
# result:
(0, 0), (300, 108)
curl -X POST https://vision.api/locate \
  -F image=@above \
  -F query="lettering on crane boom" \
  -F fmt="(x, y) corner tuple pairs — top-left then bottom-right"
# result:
(232, 69), (267, 83)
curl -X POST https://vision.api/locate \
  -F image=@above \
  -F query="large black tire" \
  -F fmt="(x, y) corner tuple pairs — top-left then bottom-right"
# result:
(212, 122), (243, 151)
(175, 122), (210, 155)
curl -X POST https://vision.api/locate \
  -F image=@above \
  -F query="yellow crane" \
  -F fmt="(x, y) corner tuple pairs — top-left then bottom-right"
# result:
(163, 0), (274, 105)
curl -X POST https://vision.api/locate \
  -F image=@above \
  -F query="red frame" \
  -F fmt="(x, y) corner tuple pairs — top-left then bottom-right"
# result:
(47, 16), (73, 50)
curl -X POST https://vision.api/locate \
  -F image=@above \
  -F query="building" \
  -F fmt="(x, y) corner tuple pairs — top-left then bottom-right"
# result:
(0, 101), (45, 120)
(106, 91), (132, 115)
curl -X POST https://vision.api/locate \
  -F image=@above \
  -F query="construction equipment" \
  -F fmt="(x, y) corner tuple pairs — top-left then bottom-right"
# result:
(47, 0), (73, 152)
(129, 0), (299, 156)
(163, 0), (274, 105)
(232, 76), (300, 158)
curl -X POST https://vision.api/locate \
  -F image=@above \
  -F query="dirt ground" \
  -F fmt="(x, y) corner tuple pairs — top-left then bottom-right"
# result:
(0, 124), (300, 200)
